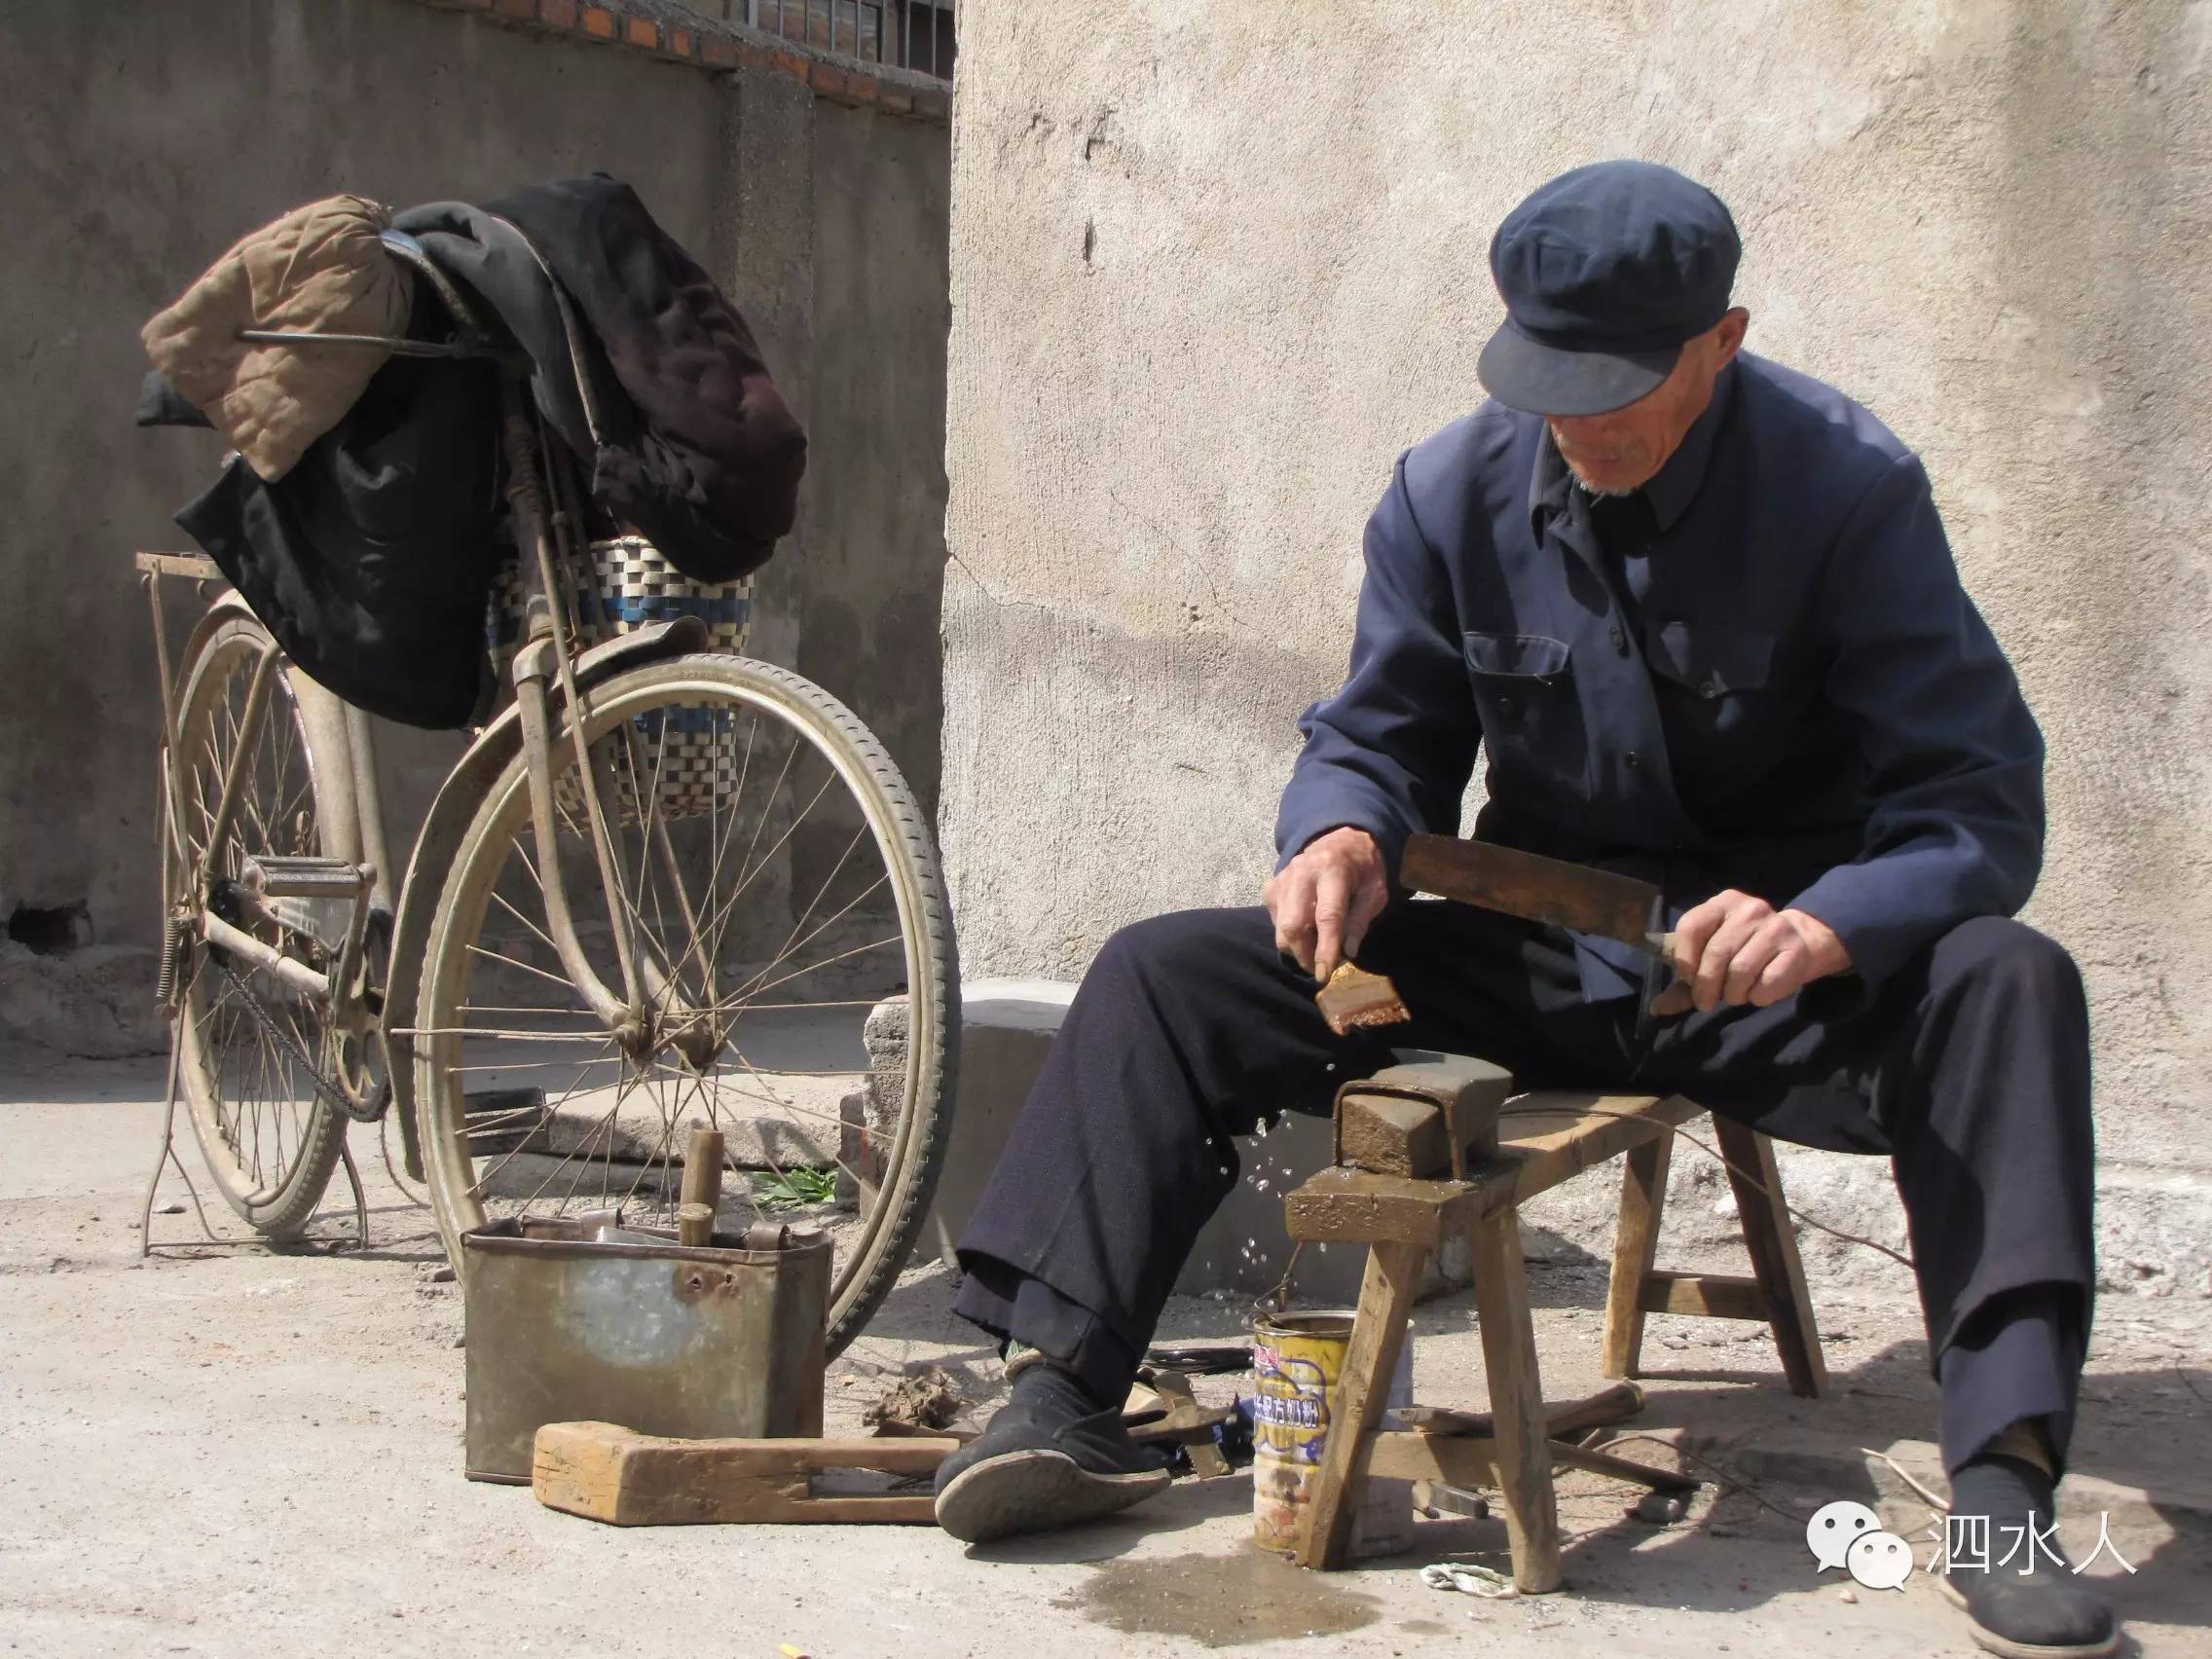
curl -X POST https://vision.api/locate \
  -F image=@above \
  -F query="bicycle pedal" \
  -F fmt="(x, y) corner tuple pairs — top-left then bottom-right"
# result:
(240, 857), (373, 950)
(241, 855), (371, 901)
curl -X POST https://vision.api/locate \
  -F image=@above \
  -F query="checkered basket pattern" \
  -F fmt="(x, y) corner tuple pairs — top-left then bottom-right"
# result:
(488, 535), (755, 825)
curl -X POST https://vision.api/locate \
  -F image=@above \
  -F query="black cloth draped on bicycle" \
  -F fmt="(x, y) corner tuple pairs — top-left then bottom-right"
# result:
(138, 175), (806, 731)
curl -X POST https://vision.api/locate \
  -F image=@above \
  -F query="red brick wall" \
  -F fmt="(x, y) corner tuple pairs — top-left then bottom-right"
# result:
(408, 0), (952, 119)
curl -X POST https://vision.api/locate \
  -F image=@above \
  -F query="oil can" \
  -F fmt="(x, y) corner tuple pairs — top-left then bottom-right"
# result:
(461, 1215), (829, 1483)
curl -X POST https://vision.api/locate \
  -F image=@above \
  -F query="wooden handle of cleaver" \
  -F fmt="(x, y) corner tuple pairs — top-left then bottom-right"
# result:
(679, 1127), (724, 1246)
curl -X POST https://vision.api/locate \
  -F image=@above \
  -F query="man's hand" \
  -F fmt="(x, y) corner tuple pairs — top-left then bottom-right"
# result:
(1263, 827), (1388, 982)
(1669, 891), (1852, 1013)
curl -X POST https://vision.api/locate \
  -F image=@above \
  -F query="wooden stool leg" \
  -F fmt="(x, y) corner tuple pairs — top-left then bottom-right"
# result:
(1297, 1239), (1424, 1570)
(1601, 1132), (1672, 1380)
(1712, 1118), (1827, 1398)
(1470, 1207), (1563, 1593)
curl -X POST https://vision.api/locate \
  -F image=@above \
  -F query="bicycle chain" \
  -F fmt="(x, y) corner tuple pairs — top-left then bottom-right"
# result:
(210, 946), (390, 1125)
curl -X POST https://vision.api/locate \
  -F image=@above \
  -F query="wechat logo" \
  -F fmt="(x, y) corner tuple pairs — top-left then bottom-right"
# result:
(1806, 1499), (1913, 1591)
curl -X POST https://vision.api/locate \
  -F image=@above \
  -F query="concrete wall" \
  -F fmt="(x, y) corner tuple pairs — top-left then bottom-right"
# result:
(940, 0), (2212, 1291)
(0, 0), (947, 1050)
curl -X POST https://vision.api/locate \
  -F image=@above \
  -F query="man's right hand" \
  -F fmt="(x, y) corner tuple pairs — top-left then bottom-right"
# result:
(1263, 826), (1388, 983)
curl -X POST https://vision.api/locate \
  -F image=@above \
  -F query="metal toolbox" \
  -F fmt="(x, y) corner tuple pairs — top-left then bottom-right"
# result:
(461, 1216), (830, 1484)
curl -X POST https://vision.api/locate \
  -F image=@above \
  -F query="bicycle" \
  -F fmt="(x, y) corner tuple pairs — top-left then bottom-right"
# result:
(139, 230), (959, 1353)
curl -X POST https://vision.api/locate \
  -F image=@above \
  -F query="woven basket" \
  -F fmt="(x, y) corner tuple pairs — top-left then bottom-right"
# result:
(488, 535), (755, 825)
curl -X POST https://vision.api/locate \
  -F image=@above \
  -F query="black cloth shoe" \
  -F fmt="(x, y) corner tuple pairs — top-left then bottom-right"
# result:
(934, 1364), (1170, 1544)
(1939, 1454), (2120, 1658)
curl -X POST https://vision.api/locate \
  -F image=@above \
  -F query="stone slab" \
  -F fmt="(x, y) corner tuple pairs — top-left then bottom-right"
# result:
(920, 977), (1077, 1269)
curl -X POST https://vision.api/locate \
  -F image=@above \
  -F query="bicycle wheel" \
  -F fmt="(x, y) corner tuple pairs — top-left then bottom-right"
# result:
(166, 611), (348, 1236)
(410, 653), (958, 1352)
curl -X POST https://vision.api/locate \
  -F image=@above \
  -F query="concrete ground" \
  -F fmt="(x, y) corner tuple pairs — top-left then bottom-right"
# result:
(3, 1043), (2207, 1658)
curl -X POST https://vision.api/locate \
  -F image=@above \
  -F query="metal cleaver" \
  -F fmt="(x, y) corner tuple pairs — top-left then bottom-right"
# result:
(1398, 834), (1692, 1013)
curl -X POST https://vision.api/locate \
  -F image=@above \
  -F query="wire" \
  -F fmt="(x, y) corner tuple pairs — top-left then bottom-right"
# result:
(1495, 1103), (1918, 1273)
(1863, 1447), (1950, 1514)
(1595, 1431), (1807, 1523)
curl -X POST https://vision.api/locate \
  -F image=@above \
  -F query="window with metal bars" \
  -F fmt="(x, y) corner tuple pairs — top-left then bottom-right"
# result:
(672, 1), (954, 80)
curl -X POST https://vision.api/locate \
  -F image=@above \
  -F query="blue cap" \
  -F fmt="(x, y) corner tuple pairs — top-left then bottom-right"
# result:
(1478, 161), (1741, 417)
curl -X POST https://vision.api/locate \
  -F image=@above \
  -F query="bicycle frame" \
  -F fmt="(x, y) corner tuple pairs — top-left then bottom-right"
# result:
(143, 372), (702, 1088)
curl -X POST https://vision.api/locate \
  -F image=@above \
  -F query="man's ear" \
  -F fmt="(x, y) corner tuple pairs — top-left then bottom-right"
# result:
(1711, 307), (1751, 367)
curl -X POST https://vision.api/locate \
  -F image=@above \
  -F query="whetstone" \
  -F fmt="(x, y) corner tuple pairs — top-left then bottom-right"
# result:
(1339, 1094), (1449, 1177)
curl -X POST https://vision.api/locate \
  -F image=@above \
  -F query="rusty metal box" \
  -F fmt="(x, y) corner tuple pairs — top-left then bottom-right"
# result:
(461, 1217), (829, 1483)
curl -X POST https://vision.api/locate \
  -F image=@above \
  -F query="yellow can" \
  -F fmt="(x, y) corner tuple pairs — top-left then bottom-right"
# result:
(1250, 1309), (1413, 1559)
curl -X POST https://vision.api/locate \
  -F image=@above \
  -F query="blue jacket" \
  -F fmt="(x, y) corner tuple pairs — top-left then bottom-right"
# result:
(1274, 352), (2046, 1002)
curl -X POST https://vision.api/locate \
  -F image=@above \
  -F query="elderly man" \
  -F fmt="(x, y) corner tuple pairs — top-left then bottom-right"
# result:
(933, 161), (2112, 1658)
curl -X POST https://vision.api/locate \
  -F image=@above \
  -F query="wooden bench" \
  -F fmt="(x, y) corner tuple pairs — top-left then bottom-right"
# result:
(1282, 1082), (1825, 1592)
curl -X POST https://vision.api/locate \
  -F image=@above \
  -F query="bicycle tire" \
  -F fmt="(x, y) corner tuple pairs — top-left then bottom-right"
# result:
(411, 652), (959, 1353)
(167, 611), (348, 1236)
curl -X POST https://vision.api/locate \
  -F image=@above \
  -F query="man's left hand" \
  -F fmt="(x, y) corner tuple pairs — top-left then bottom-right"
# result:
(1668, 891), (1852, 1013)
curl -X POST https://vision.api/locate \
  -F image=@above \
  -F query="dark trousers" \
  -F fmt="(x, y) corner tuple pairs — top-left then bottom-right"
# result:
(954, 903), (2096, 1475)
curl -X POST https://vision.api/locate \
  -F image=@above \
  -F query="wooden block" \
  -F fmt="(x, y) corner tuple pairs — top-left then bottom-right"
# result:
(1339, 1095), (1447, 1176)
(1283, 1166), (1479, 1248)
(533, 1423), (954, 1526)
(1636, 1271), (1769, 1321)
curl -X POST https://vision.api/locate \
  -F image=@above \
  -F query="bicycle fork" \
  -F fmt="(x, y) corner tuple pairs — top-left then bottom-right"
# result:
(498, 382), (724, 1064)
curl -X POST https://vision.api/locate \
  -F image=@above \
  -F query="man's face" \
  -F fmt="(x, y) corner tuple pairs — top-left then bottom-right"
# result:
(1548, 309), (1749, 495)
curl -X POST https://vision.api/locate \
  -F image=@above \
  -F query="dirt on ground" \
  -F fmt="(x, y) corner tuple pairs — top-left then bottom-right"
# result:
(2, 1043), (2206, 1658)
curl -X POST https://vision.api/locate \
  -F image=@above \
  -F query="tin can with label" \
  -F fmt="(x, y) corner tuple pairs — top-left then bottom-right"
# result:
(1250, 1309), (1414, 1559)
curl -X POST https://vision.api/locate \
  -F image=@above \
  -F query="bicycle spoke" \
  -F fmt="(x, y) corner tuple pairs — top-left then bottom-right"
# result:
(466, 1034), (621, 1189)
(692, 1074), (866, 1133)
(464, 942), (583, 993)
(390, 1026), (611, 1042)
(487, 886), (566, 966)
(440, 1052), (632, 1075)
(719, 869), (890, 1013)
(518, 1058), (647, 1214)
(703, 738), (806, 967)
(710, 1052), (876, 1193)
(615, 1059), (700, 1216)
(702, 711), (760, 947)
(726, 933), (904, 1005)
(448, 1004), (604, 1017)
